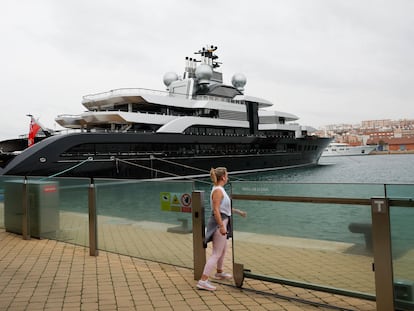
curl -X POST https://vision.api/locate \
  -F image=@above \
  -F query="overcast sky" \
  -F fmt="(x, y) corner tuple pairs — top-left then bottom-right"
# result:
(1, 0), (413, 140)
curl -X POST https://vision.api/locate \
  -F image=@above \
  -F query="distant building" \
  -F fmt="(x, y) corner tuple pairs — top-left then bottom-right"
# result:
(361, 119), (392, 129)
(367, 136), (414, 152)
(364, 130), (394, 141)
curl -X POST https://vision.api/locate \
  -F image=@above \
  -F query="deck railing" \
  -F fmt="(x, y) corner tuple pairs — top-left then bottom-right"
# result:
(81, 87), (243, 105)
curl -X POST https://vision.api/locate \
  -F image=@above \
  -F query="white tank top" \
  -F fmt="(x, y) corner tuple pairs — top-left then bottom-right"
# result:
(210, 186), (231, 216)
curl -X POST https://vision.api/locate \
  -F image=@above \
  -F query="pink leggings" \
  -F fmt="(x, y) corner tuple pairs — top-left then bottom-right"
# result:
(202, 218), (229, 276)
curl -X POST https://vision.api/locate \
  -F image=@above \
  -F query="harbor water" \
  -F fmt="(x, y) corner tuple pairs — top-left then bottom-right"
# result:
(237, 153), (414, 184)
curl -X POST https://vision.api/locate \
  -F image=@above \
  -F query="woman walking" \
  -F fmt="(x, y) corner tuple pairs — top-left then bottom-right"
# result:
(196, 167), (246, 291)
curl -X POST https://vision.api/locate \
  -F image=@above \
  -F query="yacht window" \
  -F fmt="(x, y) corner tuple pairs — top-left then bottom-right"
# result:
(110, 104), (129, 112)
(204, 85), (242, 98)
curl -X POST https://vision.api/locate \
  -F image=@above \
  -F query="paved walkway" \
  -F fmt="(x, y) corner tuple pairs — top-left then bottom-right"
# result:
(0, 229), (377, 311)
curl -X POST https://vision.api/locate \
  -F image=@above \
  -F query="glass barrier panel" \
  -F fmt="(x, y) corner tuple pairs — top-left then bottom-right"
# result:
(231, 181), (385, 199)
(386, 184), (414, 310)
(0, 176), (26, 230)
(385, 184), (414, 200)
(95, 178), (194, 268)
(26, 177), (90, 246)
(232, 182), (376, 297)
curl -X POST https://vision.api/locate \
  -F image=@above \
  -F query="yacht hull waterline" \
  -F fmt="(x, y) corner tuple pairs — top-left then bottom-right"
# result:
(1, 45), (331, 179)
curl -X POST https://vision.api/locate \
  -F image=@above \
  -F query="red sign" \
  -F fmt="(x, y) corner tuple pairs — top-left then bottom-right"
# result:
(181, 193), (192, 213)
(43, 185), (57, 193)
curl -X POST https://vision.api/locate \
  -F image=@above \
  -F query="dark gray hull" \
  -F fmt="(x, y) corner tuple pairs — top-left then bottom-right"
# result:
(1, 132), (331, 179)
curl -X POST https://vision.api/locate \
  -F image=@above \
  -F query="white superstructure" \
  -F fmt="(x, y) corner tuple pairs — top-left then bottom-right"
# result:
(56, 45), (308, 139)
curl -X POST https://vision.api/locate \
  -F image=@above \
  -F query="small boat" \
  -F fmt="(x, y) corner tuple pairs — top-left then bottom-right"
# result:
(0, 143), (26, 168)
(321, 142), (376, 157)
(2, 45), (331, 180)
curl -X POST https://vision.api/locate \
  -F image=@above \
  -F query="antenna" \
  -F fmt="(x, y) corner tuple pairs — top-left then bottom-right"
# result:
(194, 45), (221, 68)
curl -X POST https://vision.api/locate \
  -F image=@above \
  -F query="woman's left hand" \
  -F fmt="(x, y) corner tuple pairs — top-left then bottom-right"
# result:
(219, 225), (227, 235)
(233, 208), (247, 217)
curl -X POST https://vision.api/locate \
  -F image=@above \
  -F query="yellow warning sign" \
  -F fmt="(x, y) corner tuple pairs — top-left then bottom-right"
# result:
(160, 192), (171, 211)
(170, 193), (181, 212)
(172, 194), (180, 206)
(160, 192), (192, 213)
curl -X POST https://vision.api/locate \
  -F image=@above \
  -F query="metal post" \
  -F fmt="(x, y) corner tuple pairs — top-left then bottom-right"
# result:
(88, 179), (98, 256)
(192, 191), (206, 280)
(371, 197), (394, 311)
(22, 177), (30, 240)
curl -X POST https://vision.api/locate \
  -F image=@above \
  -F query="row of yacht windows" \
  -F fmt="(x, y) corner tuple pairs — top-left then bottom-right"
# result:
(184, 126), (250, 136)
(184, 127), (297, 138)
(85, 124), (296, 139)
(103, 102), (219, 118)
(61, 142), (318, 157)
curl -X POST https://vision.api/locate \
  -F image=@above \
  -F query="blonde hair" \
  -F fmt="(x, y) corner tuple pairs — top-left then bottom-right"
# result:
(210, 167), (227, 185)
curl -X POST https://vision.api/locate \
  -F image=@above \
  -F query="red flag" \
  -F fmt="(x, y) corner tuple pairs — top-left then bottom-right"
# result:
(28, 117), (41, 147)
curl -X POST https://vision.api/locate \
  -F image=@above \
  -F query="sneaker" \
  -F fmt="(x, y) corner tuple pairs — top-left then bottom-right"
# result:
(214, 272), (232, 280)
(196, 279), (216, 291)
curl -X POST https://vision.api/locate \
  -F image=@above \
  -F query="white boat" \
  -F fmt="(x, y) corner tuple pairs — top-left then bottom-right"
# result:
(321, 143), (376, 157)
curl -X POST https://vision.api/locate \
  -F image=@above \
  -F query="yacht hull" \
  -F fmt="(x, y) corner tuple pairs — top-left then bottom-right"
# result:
(1, 132), (331, 179)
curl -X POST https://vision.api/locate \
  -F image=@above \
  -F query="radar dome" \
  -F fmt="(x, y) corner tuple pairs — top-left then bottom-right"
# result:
(231, 73), (247, 91)
(163, 72), (178, 88)
(195, 64), (213, 84)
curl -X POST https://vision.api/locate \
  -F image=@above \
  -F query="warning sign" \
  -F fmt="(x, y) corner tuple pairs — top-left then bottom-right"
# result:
(180, 193), (192, 213)
(160, 192), (171, 211)
(172, 194), (180, 205)
(160, 192), (192, 213)
(170, 193), (181, 212)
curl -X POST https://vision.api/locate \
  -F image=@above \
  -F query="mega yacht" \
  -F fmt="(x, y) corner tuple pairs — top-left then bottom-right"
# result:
(2, 45), (331, 180)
